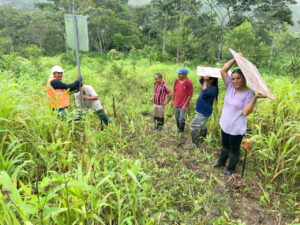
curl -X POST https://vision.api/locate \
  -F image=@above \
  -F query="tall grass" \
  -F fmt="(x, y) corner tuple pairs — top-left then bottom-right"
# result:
(0, 54), (298, 223)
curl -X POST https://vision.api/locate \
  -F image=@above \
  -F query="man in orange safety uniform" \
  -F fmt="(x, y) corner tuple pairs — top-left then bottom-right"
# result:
(46, 65), (82, 120)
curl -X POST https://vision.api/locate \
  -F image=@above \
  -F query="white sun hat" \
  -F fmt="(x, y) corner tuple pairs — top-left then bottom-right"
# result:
(50, 65), (64, 77)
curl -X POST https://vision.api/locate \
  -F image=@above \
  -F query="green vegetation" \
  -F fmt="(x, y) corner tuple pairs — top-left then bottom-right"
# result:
(0, 0), (300, 74)
(0, 52), (299, 224)
(0, 0), (300, 224)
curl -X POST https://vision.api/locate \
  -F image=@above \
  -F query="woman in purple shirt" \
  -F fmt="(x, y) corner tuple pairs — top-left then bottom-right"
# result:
(211, 54), (267, 175)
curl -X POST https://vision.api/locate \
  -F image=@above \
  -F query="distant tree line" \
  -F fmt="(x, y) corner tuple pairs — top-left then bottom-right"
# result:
(0, 0), (299, 77)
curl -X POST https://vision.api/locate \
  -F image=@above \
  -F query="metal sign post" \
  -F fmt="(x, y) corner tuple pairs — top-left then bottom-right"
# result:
(64, 14), (89, 108)
(73, 16), (84, 108)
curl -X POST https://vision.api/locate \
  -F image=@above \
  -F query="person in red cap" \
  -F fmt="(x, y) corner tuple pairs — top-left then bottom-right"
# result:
(171, 67), (193, 132)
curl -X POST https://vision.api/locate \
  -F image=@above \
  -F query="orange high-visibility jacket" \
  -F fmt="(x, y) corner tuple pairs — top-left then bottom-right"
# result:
(46, 77), (70, 108)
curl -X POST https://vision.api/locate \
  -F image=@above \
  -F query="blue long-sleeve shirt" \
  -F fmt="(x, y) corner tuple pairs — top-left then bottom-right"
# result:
(196, 79), (218, 117)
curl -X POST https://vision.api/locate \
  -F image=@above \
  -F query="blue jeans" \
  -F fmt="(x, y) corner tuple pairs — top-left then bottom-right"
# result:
(174, 106), (188, 132)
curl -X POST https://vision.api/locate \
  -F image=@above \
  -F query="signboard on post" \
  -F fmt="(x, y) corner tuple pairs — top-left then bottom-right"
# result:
(64, 14), (89, 108)
(64, 14), (89, 52)
(229, 48), (275, 100)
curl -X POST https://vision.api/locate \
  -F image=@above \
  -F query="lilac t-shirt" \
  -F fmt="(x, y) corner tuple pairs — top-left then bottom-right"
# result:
(219, 75), (255, 135)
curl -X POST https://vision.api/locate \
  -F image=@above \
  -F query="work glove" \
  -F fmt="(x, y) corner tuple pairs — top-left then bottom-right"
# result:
(77, 75), (83, 83)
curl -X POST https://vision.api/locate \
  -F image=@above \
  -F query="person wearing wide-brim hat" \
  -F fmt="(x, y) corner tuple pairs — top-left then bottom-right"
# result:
(46, 65), (82, 120)
(171, 67), (193, 132)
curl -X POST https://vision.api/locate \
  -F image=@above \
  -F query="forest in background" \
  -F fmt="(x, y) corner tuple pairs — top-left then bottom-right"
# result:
(1, 0), (300, 33)
(0, 0), (300, 78)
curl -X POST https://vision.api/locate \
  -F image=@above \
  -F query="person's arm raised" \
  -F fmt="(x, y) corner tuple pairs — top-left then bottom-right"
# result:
(220, 52), (243, 83)
(202, 77), (208, 90)
(220, 58), (235, 83)
(243, 93), (267, 116)
(51, 79), (80, 91)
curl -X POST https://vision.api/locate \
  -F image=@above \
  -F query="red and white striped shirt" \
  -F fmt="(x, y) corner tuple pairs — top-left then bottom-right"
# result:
(154, 81), (171, 105)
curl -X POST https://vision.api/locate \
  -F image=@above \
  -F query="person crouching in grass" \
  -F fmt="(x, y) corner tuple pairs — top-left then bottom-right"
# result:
(153, 73), (172, 131)
(74, 85), (110, 126)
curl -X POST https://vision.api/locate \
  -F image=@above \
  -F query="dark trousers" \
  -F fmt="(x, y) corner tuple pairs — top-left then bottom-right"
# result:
(218, 129), (244, 171)
(96, 109), (110, 125)
(53, 107), (69, 122)
(174, 106), (188, 132)
(154, 117), (164, 128)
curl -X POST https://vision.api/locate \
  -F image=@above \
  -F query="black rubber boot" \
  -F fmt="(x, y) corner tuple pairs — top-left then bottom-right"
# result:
(176, 121), (180, 131)
(152, 117), (159, 130)
(191, 130), (200, 147)
(222, 169), (236, 175)
(226, 153), (240, 172)
(199, 127), (207, 141)
(210, 148), (229, 167)
(157, 117), (164, 131)
(157, 117), (164, 127)
(179, 123), (185, 132)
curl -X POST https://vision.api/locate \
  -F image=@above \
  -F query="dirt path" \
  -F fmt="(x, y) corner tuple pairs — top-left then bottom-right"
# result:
(141, 119), (291, 225)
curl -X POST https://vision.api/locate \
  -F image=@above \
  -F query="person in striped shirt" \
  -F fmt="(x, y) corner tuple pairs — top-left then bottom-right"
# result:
(153, 73), (172, 131)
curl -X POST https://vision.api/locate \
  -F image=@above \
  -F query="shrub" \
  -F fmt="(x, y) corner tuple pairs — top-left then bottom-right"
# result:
(107, 49), (124, 60)
(223, 21), (270, 67)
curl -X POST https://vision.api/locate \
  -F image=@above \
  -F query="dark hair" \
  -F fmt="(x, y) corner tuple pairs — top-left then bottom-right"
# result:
(210, 77), (219, 101)
(232, 68), (246, 87)
(155, 73), (163, 79)
(232, 69), (245, 78)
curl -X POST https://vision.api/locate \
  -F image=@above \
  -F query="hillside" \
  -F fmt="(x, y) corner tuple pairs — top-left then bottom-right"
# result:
(2, 0), (300, 32)
(0, 1), (299, 223)
(129, 0), (151, 5)
(0, 0), (45, 8)
(128, 0), (300, 33)
(0, 53), (299, 224)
